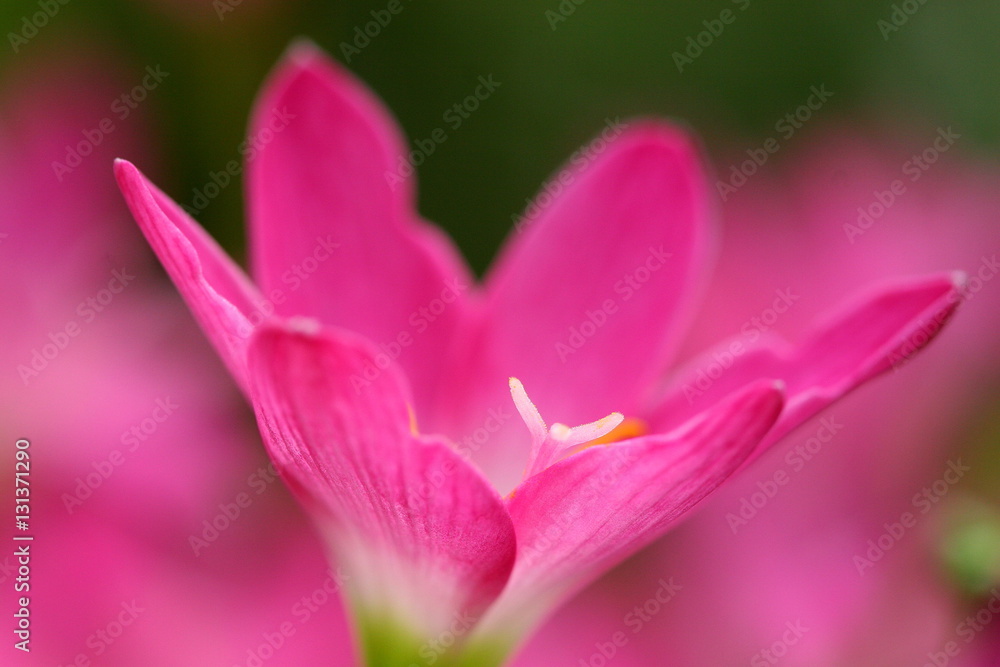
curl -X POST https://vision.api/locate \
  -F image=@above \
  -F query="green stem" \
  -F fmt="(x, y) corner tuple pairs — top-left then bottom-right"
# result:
(356, 613), (514, 667)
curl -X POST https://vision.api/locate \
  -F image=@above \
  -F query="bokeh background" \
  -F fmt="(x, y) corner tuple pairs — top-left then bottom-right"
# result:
(1, 1), (998, 665)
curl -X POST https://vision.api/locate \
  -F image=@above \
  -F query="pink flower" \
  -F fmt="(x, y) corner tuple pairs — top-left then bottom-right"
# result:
(115, 42), (965, 665)
(0, 50), (347, 666)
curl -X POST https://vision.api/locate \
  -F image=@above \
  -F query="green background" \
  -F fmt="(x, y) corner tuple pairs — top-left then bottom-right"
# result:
(1, 0), (996, 271)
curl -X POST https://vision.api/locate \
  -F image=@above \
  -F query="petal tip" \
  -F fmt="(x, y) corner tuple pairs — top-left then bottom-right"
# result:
(112, 157), (139, 183)
(258, 38), (336, 115)
(732, 379), (787, 424)
(287, 316), (322, 336)
(281, 37), (326, 67)
(612, 118), (702, 162)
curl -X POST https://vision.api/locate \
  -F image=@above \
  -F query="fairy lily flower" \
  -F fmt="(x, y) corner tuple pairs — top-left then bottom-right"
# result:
(114, 42), (964, 666)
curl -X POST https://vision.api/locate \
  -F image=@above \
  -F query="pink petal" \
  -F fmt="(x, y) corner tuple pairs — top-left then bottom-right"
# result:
(648, 272), (965, 459)
(472, 121), (712, 486)
(247, 42), (474, 427)
(246, 322), (516, 637)
(114, 159), (264, 393)
(477, 380), (784, 641)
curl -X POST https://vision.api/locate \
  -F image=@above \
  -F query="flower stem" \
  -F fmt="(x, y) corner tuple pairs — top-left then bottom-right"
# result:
(356, 614), (513, 667)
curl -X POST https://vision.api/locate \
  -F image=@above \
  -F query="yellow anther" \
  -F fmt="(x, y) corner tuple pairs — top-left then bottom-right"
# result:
(407, 404), (419, 436)
(589, 417), (648, 446)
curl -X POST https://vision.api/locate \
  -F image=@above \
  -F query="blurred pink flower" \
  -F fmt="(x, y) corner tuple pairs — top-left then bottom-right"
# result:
(115, 43), (967, 665)
(0, 51), (348, 666)
(518, 127), (1000, 666)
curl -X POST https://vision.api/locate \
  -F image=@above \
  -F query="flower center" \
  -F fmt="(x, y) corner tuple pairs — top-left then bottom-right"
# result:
(509, 377), (645, 479)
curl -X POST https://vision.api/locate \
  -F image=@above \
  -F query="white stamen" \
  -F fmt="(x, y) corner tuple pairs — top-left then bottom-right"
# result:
(510, 378), (625, 479)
